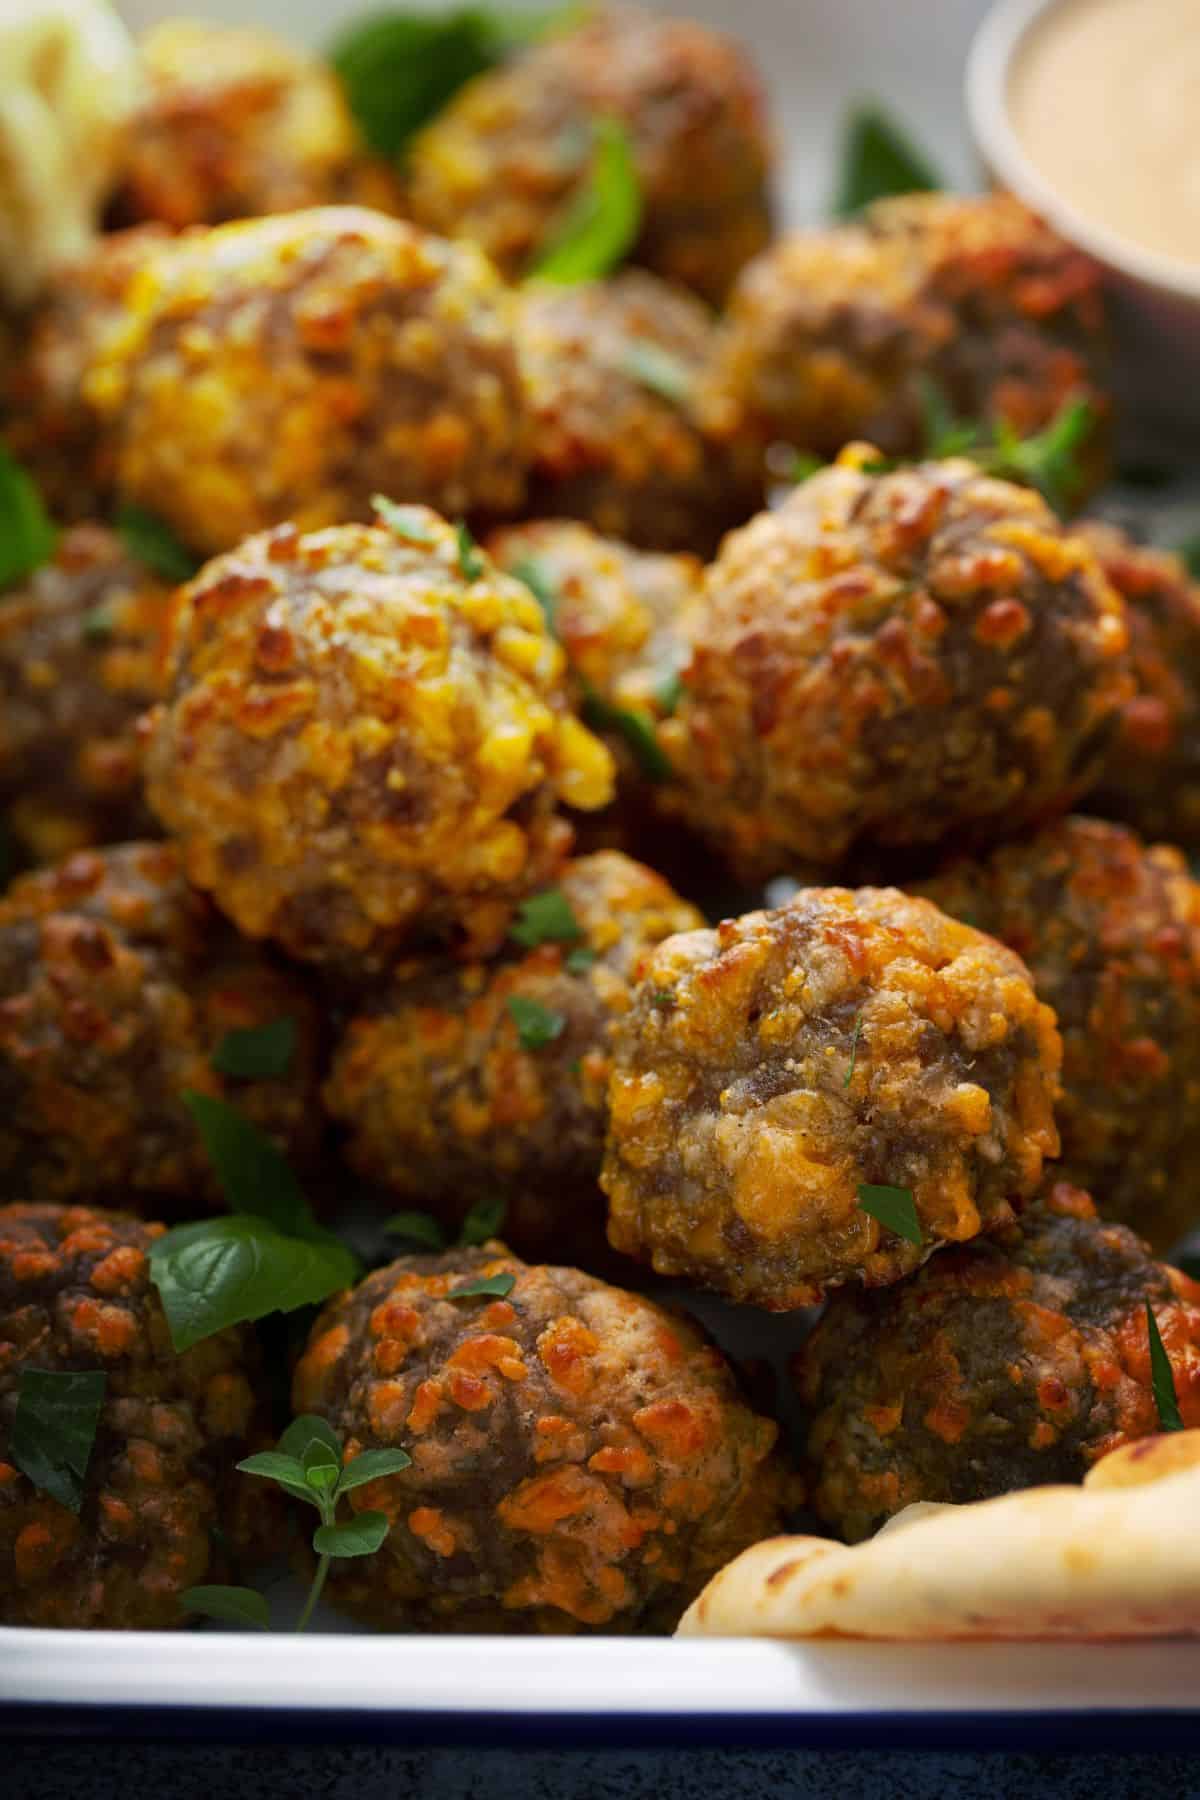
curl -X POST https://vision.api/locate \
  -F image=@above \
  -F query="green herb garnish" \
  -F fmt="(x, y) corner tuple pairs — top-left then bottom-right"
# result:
(82, 604), (115, 646)
(456, 520), (486, 581)
(833, 101), (943, 218)
(510, 556), (559, 632)
(0, 448), (57, 588)
(383, 1210), (447, 1250)
(789, 450), (827, 485)
(566, 946), (597, 975)
(186, 1417), (411, 1633)
(529, 116), (642, 284)
(916, 382), (1094, 514)
(619, 341), (692, 406)
(449, 1271), (517, 1301)
(648, 988), (675, 1010)
(115, 504), (200, 584)
(857, 1182), (922, 1246)
(844, 1009), (863, 1089)
(511, 887), (582, 949)
(1146, 1301), (1184, 1433)
(580, 681), (672, 782)
(654, 668), (684, 717)
(211, 1017), (297, 1081)
(384, 1197), (508, 1251)
(372, 494), (438, 545)
(459, 1195), (507, 1246)
(506, 994), (566, 1050)
(10, 1369), (107, 1513)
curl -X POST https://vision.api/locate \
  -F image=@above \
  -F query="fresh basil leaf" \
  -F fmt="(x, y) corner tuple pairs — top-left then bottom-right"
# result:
(313, 1510), (390, 1558)
(581, 682), (672, 782)
(619, 341), (692, 406)
(506, 994), (566, 1050)
(510, 556), (559, 633)
(449, 1271), (517, 1301)
(459, 1195), (506, 1246)
(528, 116), (642, 283)
(844, 1010), (864, 1089)
(149, 1215), (355, 1352)
(857, 1182), (922, 1246)
(10, 1369), (106, 1513)
(0, 448), (58, 588)
(456, 520), (485, 581)
(182, 1585), (270, 1630)
(372, 494), (438, 544)
(383, 1211), (447, 1250)
(565, 946), (597, 975)
(211, 1016), (297, 1081)
(115, 504), (200, 584)
(278, 1415), (343, 1462)
(833, 102), (943, 218)
(1146, 1301), (1184, 1433)
(510, 888), (582, 949)
(182, 1091), (310, 1234)
(335, 1448), (413, 1496)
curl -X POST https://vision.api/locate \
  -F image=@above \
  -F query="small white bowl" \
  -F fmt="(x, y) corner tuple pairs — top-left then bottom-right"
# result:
(967, 0), (1200, 453)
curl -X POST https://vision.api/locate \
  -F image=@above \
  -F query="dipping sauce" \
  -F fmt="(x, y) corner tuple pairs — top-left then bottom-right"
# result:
(1009, 0), (1200, 270)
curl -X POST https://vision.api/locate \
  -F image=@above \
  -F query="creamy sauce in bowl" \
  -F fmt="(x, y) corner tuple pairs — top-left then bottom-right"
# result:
(1009, 0), (1200, 271)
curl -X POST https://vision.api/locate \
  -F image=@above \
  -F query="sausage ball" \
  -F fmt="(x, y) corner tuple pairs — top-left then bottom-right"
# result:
(0, 843), (322, 1214)
(796, 1182), (1200, 1542)
(325, 852), (703, 1264)
(88, 207), (531, 556)
(0, 524), (169, 865)
(710, 192), (1109, 489)
(0, 1202), (264, 1627)
(404, 3), (773, 306)
(291, 1244), (784, 1631)
(3, 226), (166, 523)
(514, 273), (759, 555)
(143, 511), (614, 965)
(919, 816), (1200, 1253)
(660, 449), (1131, 879)
(1074, 523), (1200, 847)
(110, 21), (397, 230)
(601, 886), (1062, 1310)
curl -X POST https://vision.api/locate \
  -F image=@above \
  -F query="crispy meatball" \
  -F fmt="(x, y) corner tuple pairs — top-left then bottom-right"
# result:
(797, 1182), (1200, 1542)
(143, 512), (614, 965)
(110, 21), (396, 230)
(0, 1202), (264, 1627)
(919, 816), (1200, 1252)
(87, 207), (531, 556)
(711, 192), (1109, 488)
(0, 843), (322, 1213)
(325, 852), (703, 1263)
(514, 273), (759, 555)
(292, 1244), (783, 1631)
(1075, 523), (1200, 846)
(2, 227), (166, 523)
(660, 449), (1131, 879)
(601, 886), (1062, 1310)
(0, 524), (169, 864)
(404, 4), (773, 306)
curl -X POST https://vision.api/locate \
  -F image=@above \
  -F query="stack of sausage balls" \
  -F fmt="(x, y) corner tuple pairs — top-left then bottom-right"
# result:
(2, 3), (1199, 1638)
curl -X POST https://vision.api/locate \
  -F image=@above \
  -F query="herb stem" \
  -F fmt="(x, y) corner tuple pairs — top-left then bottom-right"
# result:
(295, 1553), (331, 1634)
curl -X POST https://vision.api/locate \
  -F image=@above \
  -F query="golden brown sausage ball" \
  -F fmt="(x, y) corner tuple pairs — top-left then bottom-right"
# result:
(514, 273), (759, 555)
(710, 192), (1109, 489)
(3, 227), (166, 523)
(291, 1243), (784, 1631)
(0, 524), (169, 865)
(87, 207), (531, 557)
(796, 1182), (1200, 1542)
(110, 21), (400, 230)
(919, 816), (1200, 1253)
(404, 3), (773, 306)
(0, 1202), (266, 1627)
(325, 852), (703, 1264)
(601, 886), (1062, 1310)
(660, 449), (1131, 880)
(143, 511), (614, 965)
(0, 844), (322, 1214)
(1074, 523), (1200, 847)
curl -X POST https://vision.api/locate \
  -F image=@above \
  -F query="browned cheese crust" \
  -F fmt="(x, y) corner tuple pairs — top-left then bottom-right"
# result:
(919, 816), (1200, 1252)
(110, 21), (401, 229)
(514, 273), (761, 555)
(660, 449), (1132, 879)
(0, 844), (322, 1213)
(86, 207), (531, 557)
(1076, 522), (1200, 846)
(600, 886), (1062, 1310)
(709, 191), (1109, 489)
(143, 512), (614, 964)
(0, 1202), (264, 1627)
(0, 525), (169, 864)
(325, 852), (703, 1263)
(404, 3), (773, 305)
(292, 1244), (783, 1631)
(797, 1182), (1200, 1542)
